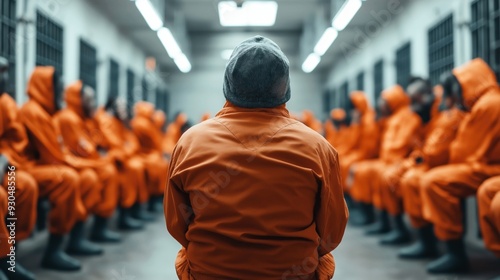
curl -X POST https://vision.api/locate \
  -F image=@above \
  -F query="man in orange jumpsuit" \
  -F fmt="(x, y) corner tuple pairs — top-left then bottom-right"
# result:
(94, 97), (145, 230)
(348, 84), (421, 234)
(0, 57), (38, 279)
(19, 66), (104, 270)
(131, 102), (169, 217)
(478, 176), (500, 258)
(166, 36), (348, 280)
(419, 59), (500, 273)
(163, 112), (188, 155)
(54, 81), (121, 243)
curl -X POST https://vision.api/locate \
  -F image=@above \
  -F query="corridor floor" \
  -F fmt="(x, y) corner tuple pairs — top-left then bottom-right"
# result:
(20, 217), (500, 280)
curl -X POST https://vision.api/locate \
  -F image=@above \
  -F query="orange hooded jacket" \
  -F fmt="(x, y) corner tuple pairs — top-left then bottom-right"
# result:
(131, 102), (162, 155)
(165, 102), (348, 280)
(379, 85), (422, 163)
(349, 91), (379, 160)
(448, 58), (500, 175)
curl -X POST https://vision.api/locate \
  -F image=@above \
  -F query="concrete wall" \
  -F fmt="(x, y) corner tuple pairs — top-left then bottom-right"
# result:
(14, 0), (150, 105)
(324, 0), (473, 105)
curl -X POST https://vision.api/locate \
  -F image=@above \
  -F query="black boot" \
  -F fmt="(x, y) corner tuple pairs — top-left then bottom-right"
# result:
(399, 225), (439, 259)
(365, 210), (391, 235)
(41, 234), (81, 271)
(0, 256), (35, 280)
(90, 216), (121, 243)
(118, 207), (144, 230)
(380, 214), (412, 245)
(427, 238), (469, 274)
(147, 195), (163, 213)
(350, 203), (375, 226)
(132, 203), (155, 222)
(66, 221), (103, 256)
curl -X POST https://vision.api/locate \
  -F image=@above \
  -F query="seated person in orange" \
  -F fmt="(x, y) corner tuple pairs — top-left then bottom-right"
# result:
(131, 102), (169, 216)
(302, 110), (323, 134)
(398, 79), (465, 259)
(347, 84), (421, 234)
(419, 59), (500, 273)
(478, 176), (500, 258)
(163, 112), (188, 155)
(0, 58), (38, 279)
(93, 97), (145, 230)
(54, 81), (121, 243)
(166, 36), (347, 280)
(19, 66), (103, 270)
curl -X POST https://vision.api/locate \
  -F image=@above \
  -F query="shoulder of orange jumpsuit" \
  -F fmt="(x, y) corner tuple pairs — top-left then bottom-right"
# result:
(452, 58), (500, 110)
(26, 66), (57, 115)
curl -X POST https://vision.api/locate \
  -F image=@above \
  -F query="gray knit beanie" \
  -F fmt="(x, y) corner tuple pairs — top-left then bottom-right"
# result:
(223, 36), (291, 108)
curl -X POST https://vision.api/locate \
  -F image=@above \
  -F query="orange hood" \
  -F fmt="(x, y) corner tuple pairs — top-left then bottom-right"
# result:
(330, 108), (346, 121)
(175, 112), (187, 126)
(381, 85), (409, 113)
(452, 58), (498, 110)
(134, 101), (155, 119)
(350, 91), (369, 114)
(64, 81), (84, 118)
(153, 110), (166, 130)
(27, 66), (56, 115)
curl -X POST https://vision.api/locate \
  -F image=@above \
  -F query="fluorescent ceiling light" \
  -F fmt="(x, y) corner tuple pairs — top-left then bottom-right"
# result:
(332, 0), (362, 31)
(174, 53), (192, 73)
(221, 49), (234, 60)
(314, 27), (339, 56)
(218, 1), (278, 27)
(135, 0), (163, 31)
(157, 27), (183, 59)
(302, 53), (321, 73)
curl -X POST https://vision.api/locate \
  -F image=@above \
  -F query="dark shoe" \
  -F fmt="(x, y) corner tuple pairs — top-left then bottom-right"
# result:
(147, 195), (163, 213)
(399, 225), (439, 259)
(350, 203), (375, 226)
(0, 259), (35, 280)
(427, 239), (469, 274)
(132, 203), (155, 222)
(90, 216), (121, 243)
(118, 207), (144, 230)
(365, 210), (391, 235)
(66, 221), (104, 256)
(380, 214), (411, 245)
(41, 234), (81, 271)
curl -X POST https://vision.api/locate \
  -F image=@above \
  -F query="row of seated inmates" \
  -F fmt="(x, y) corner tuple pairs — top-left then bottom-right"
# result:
(301, 58), (500, 274)
(0, 56), (196, 279)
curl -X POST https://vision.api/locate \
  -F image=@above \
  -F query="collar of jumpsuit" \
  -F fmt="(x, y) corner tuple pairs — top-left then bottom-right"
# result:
(452, 58), (499, 110)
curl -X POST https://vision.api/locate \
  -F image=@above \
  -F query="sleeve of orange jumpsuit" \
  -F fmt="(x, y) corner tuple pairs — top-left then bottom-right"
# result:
(316, 147), (349, 257)
(55, 113), (96, 159)
(19, 104), (65, 164)
(384, 115), (421, 161)
(164, 145), (191, 249)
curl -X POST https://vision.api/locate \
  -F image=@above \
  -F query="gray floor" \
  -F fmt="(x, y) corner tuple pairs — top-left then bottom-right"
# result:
(18, 217), (500, 280)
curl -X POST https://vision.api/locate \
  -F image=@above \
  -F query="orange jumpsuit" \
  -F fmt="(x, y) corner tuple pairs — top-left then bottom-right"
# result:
(477, 176), (500, 257)
(53, 81), (119, 218)
(163, 113), (188, 155)
(339, 92), (380, 185)
(131, 102), (169, 197)
(94, 108), (147, 207)
(166, 102), (348, 280)
(349, 85), (421, 207)
(421, 58), (500, 241)
(18, 66), (99, 227)
(0, 93), (38, 241)
(302, 110), (323, 134)
(200, 113), (211, 123)
(400, 108), (465, 227)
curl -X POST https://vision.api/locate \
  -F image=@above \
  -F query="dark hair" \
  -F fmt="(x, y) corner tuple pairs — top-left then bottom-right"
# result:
(407, 76), (432, 93)
(440, 72), (460, 98)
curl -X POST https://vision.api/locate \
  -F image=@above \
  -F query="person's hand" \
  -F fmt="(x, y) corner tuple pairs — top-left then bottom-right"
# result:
(0, 154), (9, 184)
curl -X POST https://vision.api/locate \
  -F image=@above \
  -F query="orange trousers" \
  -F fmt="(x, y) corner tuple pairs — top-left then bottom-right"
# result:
(349, 160), (385, 205)
(174, 247), (335, 280)
(376, 161), (411, 215)
(75, 168), (103, 221)
(92, 163), (119, 218)
(118, 157), (146, 207)
(400, 165), (432, 228)
(0, 188), (9, 257)
(27, 165), (81, 234)
(477, 177), (500, 257)
(421, 164), (490, 240)
(140, 153), (168, 197)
